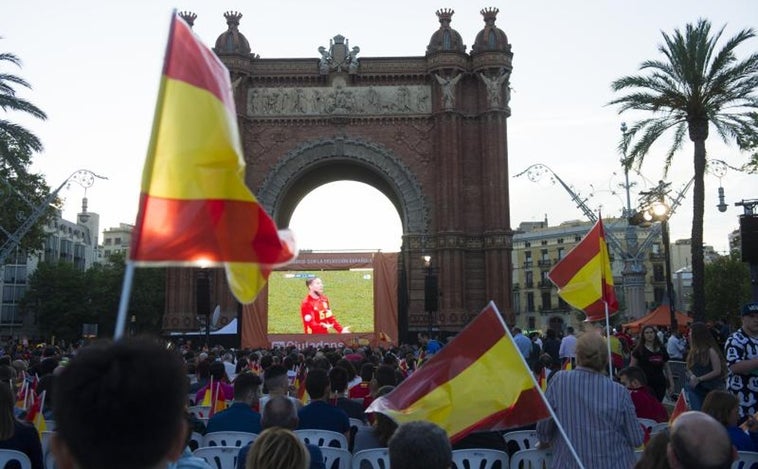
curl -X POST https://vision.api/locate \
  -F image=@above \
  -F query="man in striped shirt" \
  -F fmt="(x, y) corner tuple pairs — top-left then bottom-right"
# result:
(536, 332), (643, 468)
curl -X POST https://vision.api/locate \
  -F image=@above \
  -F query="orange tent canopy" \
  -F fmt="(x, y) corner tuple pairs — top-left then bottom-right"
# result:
(623, 305), (692, 334)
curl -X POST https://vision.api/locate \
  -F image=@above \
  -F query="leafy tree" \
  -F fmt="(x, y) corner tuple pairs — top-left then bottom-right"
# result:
(610, 19), (758, 322)
(20, 254), (166, 342)
(20, 262), (93, 342)
(704, 251), (752, 327)
(0, 44), (53, 257)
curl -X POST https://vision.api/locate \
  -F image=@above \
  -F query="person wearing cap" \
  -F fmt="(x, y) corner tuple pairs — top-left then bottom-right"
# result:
(725, 302), (758, 420)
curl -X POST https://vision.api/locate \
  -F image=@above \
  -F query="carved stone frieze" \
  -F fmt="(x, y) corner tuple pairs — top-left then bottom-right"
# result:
(246, 85), (431, 117)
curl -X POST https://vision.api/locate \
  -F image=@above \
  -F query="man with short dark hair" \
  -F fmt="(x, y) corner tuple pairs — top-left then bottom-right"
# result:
(389, 421), (452, 469)
(236, 396), (325, 469)
(328, 366), (365, 422)
(298, 368), (350, 439)
(51, 338), (187, 469)
(205, 372), (262, 434)
(618, 366), (669, 423)
(260, 364), (301, 411)
(667, 411), (734, 469)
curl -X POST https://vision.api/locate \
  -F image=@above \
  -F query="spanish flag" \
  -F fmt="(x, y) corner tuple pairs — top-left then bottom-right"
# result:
(366, 302), (549, 442)
(129, 12), (295, 303)
(548, 216), (618, 322)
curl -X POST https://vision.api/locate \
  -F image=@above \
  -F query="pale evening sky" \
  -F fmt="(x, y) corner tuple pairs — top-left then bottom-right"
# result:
(1, 1), (756, 255)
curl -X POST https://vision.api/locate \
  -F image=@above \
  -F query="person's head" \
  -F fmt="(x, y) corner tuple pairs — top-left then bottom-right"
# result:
(261, 395), (298, 430)
(208, 361), (227, 382)
(305, 368), (330, 400)
(329, 366), (350, 395)
(335, 358), (357, 381)
(636, 430), (671, 469)
(371, 386), (398, 446)
(546, 328), (557, 339)
(575, 332), (608, 372)
(233, 372), (262, 404)
(389, 421), (452, 469)
(740, 302), (758, 336)
(305, 277), (324, 296)
(246, 427), (309, 469)
(359, 363), (375, 382)
(374, 365), (397, 389)
(263, 364), (289, 395)
(687, 322), (726, 369)
(52, 337), (187, 469)
(566, 326), (574, 335)
(638, 325), (662, 348)
(667, 411), (734, 469)
(618, 366), (647, 389)
(701, 390), (740, 427)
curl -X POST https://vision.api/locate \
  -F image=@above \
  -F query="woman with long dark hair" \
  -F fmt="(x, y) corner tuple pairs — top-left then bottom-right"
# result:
(630, 325), (675, 401)
(685, 322), (727, 411)
(0, 382), (43, 469)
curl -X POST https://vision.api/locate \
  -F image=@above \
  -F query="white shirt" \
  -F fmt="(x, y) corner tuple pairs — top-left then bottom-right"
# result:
(666, 335), (686, 360)
(559, 334), (577, 359)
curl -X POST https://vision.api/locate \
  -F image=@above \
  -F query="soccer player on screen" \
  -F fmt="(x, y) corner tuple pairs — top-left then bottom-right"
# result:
(300, 277), (349, 334)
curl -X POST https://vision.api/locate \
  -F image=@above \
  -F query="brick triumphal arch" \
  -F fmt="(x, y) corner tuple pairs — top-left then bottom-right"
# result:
(164, 8), (515, 345)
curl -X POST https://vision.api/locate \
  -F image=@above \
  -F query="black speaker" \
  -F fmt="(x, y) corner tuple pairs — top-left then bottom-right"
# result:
(424, 274), (438, 312)
(741, 215), (758, 263)
(196, 275), (211, 316)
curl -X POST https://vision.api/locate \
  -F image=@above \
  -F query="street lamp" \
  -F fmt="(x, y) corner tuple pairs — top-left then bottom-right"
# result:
(423, 255), (438, 336)
(629, 181), (678, 332)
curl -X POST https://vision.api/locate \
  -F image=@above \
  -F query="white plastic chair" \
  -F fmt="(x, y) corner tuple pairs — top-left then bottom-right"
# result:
(203, 431), (257, 448)
(189, 431), (204, 452)
(188, 405), (212, 419)
(637, 418), (657, 431)
(503, 430), (540, 451)
(295, 429), (349, 449)
(650, 422), (669, 435)
(451, 448), (509, 469)
(351, 448), (389, 469)
(349, 418), (368, 428)
(193, 446), (239, 469)
(509, 448), (553, 469)
(732, 450), (758, 469)
(320, 447), (351, 469)
(0, 449), (32, 469)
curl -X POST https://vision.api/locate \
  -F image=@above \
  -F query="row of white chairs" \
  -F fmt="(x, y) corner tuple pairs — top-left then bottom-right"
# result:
(191, 429), (351, 450)
(192, 447), (550, 469)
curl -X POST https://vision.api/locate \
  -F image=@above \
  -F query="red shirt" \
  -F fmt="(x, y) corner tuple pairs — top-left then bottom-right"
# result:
(628, 386), (669, 423)
(300, 293), (343, 334)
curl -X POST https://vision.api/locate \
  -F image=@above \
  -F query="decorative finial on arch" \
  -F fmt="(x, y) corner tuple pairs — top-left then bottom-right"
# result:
(223, 10), (243, 27)
(435, 8), (454, 24)
(178, 11), (197, 27)
(480, 7), (499, 22)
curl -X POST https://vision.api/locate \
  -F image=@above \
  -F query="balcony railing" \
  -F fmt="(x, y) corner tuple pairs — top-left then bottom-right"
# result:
(538, 280), (553, 288)
(537, 259), (552, 267)
(525, 281), (534, 288)
(523, 261), (533, 268)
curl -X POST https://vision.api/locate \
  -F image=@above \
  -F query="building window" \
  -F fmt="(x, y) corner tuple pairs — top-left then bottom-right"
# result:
(114, 237), (121, 245)
(528, 316), (536, 330)
(525, 241), (531, 248)
(542, 292), (552, 310)
(525, 271), (533, 288)
(575, 235), (581, 242)
(541, 240), (548, 246)
(557, 247), (565, 260)
(654, 287), (665, 304)
(557, 238), (564, 244)
(526, 292), (535, 312)
(653, 264), (665, 282)
(105, 238), (112, 245)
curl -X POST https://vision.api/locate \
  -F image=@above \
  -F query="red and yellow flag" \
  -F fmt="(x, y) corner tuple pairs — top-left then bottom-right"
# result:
(129, 13), (295, 303)
(548, 216), (618, 321)
(669, 392), (688, 424)
(366, 302), (549, 442)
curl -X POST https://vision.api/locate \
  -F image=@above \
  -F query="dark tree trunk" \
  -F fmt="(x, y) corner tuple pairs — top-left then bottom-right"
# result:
(690, 120), (708, 322)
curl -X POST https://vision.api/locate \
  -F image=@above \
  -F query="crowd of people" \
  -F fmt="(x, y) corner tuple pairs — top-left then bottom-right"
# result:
(0, 301), (755, 468)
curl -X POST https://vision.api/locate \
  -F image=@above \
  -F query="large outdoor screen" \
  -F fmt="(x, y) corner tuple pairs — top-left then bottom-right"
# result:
(267, 269), (375, 334)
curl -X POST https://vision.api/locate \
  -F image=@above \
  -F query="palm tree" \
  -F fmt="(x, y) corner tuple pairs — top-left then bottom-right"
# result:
(609, 19), (758, 322)
(0, 46), (47, 161)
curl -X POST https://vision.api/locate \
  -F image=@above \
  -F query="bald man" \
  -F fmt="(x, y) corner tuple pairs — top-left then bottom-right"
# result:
(667, 411), (735, 469)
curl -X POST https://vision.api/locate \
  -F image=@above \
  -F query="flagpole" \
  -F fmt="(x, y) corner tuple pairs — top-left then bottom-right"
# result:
(605, 301), (614, 378)
(490, 302), (587, 469)
(114, 262), (136, 339)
